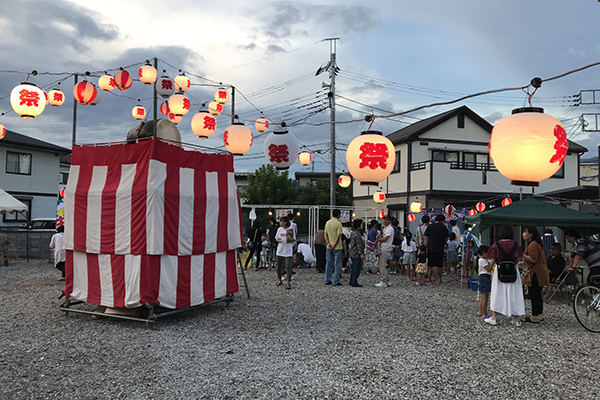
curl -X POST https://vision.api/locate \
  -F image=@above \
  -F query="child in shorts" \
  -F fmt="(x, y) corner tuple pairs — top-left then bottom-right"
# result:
(415, 245), (427, 286)
(477, 245), (492, 318)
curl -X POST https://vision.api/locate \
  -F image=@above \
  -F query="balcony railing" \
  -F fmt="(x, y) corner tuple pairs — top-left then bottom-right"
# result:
(410, 160), (497, 171)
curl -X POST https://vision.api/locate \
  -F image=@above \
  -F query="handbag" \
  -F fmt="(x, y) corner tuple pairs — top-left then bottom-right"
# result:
(366, 239), (376, 252)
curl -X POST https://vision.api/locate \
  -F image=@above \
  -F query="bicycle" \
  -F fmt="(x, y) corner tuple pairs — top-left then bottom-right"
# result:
(573, 275), (600, 332)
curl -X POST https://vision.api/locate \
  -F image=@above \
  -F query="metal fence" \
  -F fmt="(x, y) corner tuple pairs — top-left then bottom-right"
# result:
(0, 229), (54, 262)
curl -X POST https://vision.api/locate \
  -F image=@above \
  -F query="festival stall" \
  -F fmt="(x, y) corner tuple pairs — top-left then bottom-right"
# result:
(61, 137), (243, 321)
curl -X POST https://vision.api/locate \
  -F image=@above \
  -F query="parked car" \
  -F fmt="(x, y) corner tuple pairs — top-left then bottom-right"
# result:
(23, 218), (56, 230)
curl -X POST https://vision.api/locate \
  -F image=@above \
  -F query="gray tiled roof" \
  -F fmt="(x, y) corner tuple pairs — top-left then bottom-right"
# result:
(1, 129), (70, 154)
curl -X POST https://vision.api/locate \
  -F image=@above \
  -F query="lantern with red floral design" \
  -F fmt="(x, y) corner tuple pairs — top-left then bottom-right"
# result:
(168, 93), (191, 117)
(255, 117), (269, 133)
(445, 204), (454, 215)
(159, 102), (170, 116)
(113, 69), (133, 91)
(174, 73), (190, 93)
(48, 89), (65, 107)
(502, 197), (513, 207)
(346, 130), (396, 186)
(155, 71), (174, 99)
(191, 111), (217, 139)
(72, 81), (97, 106)
(373, 190), (386, 204)
(98, 74), (116, 92)
(475, 202), (486, 212)
(215, 88), (229, 104)
(224, 122), (253, 156)
(208, 101), (223, 116)
(338, 173), (351, 188)
(138, 63), (157, 86)
(298, 151), (311, 166)
(490, 107), (567, 187)
(263, 128), (299, 169)
(10, 82), (47, 119)
(168, 112), (182, 125)
(132, 105), (146, 120)
(407, 214), (416, 222)
(0, 124), (5, 139)
(410, 201), (423, 214)
(468, 209), (478, 216)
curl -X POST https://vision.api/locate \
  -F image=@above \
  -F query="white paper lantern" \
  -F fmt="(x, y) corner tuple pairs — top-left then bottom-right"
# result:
(168, 112), (182, 125)
(346, 130), (396, 186)
(155, 71), (174, 99)
(138, 63), (157, 86)
(255, 117), (269, 133)
(168, 93), (191, 116)
(10, 82), (47, 119)
(224, 122), (253, 156)
(338, 173), (351, 188)
(263, 128), (299, 170)
(132, 105), (146, 120)
(298, 151), (312, 165)
(48, 89), (65, 107)
(174, 73), (190, 93)
(98, 74), (116, 92)
(410, 201), (423, 213)
(0, 124), (6, 139)
(191, 111), (217, 139)
(208, 101), (223, 116)
(373, 191), (386, 204)
(215, 88), (229, 104)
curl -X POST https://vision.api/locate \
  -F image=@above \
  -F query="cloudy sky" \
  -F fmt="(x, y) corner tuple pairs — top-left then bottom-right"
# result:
(1, 0), (600, 174)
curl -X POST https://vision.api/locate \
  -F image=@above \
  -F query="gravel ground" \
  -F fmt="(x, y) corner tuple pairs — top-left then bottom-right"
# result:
(1, 259), (599, 400)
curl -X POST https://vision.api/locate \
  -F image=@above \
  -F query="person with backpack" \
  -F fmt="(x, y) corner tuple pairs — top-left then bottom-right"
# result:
(484, 225), (525, 327)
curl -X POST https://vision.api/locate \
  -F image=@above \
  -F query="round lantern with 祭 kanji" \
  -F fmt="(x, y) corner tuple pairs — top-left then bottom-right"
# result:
(156, 71), (174, 99)
(224, 122), (253, 156)
(11, 82), (47, 119)
(338, 173), (351, 188)
(208, 101), (223, 116)
(174, 73), (190, 93)
(98, 74), (116, 92)
(346, 130), (396, 186)
(132, 105), (146, 120)
(191, 111), (217, 139)
(48, 89), (65, 107)
(373, 191), (385, 204)
(215, 88), (229, 104)
(255, 117), (269, 133)
(168, 93), (191, 116)
(138, 63), (157, 86)
(0, 124), (6, 139)
(263, 128), (299, 170)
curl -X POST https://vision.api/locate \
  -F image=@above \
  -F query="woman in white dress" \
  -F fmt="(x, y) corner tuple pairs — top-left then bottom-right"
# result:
(484, 225), (525, 327)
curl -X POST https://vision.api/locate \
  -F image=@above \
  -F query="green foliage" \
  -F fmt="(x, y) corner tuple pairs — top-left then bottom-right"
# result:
(297, 178), (352, 206)
(240, 164), (297, 205)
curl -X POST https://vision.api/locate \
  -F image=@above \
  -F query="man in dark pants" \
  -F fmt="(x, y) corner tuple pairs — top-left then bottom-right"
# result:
(314, 224), (327, 273)
(424, 213), (449, 285)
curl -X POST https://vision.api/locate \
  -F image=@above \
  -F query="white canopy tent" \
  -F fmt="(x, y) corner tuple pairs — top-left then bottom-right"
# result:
(0, 188), (28, 215)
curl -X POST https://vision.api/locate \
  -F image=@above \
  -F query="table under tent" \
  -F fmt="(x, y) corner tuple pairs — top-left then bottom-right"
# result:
(60, 137), (244, 322)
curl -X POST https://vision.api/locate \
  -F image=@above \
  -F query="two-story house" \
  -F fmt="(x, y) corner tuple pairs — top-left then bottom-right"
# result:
(0, 129), (70, 227)
(352, 105), (588, 221)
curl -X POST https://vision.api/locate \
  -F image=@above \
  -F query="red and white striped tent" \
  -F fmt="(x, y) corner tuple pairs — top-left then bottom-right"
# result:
(62, 138), (242, 309)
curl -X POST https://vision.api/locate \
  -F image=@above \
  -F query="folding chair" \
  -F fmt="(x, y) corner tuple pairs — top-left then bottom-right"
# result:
(544, 269), (579, 303)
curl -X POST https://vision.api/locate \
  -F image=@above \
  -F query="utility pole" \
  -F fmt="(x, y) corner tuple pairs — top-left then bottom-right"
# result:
(72, 74), (78, 144)
(322, 38), (340, 211)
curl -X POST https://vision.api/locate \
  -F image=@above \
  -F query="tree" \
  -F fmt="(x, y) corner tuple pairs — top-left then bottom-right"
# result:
(297, 178), (352, 206)
(240, 164), (297, 205)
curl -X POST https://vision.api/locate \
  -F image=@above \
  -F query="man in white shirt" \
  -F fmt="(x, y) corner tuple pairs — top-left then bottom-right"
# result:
(375, 215), (395, 288)
(295, 241), (316, 267)
(49, 225), (66, 281)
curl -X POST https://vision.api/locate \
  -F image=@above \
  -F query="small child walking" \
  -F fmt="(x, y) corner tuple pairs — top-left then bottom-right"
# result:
(446, 232), (459, 274)
(477, 245), (492, 318)
(402, 232), (417, 282)
(415, 245), (428, 286)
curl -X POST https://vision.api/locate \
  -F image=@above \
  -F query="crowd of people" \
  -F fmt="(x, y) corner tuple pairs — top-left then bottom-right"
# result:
(242, 210), (600, 327)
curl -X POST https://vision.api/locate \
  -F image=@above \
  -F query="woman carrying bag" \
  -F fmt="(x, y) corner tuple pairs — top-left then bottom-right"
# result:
(521, 226), (550, 323)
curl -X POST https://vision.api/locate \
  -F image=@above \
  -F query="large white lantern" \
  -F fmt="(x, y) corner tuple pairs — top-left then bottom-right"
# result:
(410, 201), (423, 213)
(298, 151), (312, 166)
(215, 88), (229, 104)
(156, 71), (174, 98)
(132, 105), (146, 120)
(48, 89), (65, 107)
(191, 111), (217, 139)
(490, 107), (567, 186)
(255, 117), (269, 133)
(174, 73), (190, 93)
(373, 190), (386, 204)
(346, 130), (396, 186)
(0, 124), (6, 139)
(224, 122), (253, 156)
(168, 93), (191, 116)
(10, 82), (47, 119)
(72, 81), (97, 106)
(208, 101), (223, 116)
(338, 173), (351, 188)
(263, 128), (299, 170)
(168, 112), (182, 125)
(98, 74), (116, 92)
(138, 63), (157, 86)
(114, 69), (133, 91)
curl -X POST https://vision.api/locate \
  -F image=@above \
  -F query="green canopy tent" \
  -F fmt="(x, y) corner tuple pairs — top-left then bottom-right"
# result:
(464, 197), (600, 235)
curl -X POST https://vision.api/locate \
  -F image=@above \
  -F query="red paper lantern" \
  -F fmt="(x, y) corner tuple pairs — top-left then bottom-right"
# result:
(159, 102), (170, 116)
(10, 82), (47, 119)
(338, 174), (351, 188)
(155, 71), (174, 99)
(191, 111), (217, 139)
(215, 88), (229, 104)
(263, 128), (299, 169)
(255, 117), (269, 133)
(98, 74), (116, 92)
(72, 81), (97, 106)
(0, 124), (6, 139)
(208, 101), (223, 116)
(407, 214), (416, 222)
(468, 209), (478, 216)
(502, 197), (513, 207)
(346, 130), (396, 186)
(174, 73), (190, 93)
(298, 151), (312, 166)
(476, 202), (486, 212)
(132, 105), (146, 120)
(373, 191), (386, 204)
(224, 122), (253, 156)
(48, 89), (65, 107)
(89, 90), (101, 106)
(114, 69), (133, 91)
(168, 93), (191, 116)
(59, 189), (65, 198)
(378, 211), (386, 219)
(445, 204), (454, 215)
(489, 107), (567, 187)
(138, 63), (157, 86)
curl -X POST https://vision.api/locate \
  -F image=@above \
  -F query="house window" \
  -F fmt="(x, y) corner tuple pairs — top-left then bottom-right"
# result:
(457, 113), (465, 129)
(463, 152), (489, 170)
(60, 172), (69, 185)
(3, 198), (30, 222)
(392, 151), (401, 173)
(551, 164), (565, 179)
(432, 150), (459, 167)
(6, 151), (32, 175)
